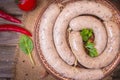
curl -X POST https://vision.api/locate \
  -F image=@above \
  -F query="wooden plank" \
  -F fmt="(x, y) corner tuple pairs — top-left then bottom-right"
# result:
(0, 46), (17, 78)
(0, 16), (23, 25)
(0, 0), (22, 45)
(0, 78), (14, 80)
(0, 0), (22, 16)
(0, 68), (14, 78)
(0, 78), (13, 80)
(0, 0), (22, 80)
(0, 78), (7, 80)
(0, 32), (19, 45)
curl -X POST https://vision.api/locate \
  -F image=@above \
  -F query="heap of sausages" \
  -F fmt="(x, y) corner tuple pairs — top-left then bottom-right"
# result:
(39, 1), (120, 80)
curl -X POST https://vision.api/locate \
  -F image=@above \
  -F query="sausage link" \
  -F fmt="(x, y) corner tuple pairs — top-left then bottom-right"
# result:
(54, 1), (112, 65)
(69, 16), (107, 54)
(69, 21), (120, 69)
(39, 3), (61, 65)
(40, 3), (104, 80)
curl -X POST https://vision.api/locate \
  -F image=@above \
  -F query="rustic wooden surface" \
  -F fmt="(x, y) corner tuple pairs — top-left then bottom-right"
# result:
(0, 0), (21, 80)
(14, 0), (55, 80)
(0, 0), (120, 80)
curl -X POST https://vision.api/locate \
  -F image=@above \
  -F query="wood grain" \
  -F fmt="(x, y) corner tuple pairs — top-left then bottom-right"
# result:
(0, 46), (17, 78)
(0, 0), (22, 45)
(0, 0), (22, 16)
(0, 32), (19, 45)
(0, 0), (21, 80)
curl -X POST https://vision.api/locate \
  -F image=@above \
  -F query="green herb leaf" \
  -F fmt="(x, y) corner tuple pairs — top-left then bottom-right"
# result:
(85, 41), (94, 49)
(80, 29), (98, 57)
(89, 48), (98, 57)
(80, 29), (93, 42)
(19, 35), (35, 65)
(85, 41), (98, 57)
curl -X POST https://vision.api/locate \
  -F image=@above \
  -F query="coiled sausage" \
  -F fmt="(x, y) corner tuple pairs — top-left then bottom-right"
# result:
(69, 16), (107, 54)
(53, 1), (112, 65)
(69, 21), (120, 69)
(39, 3), (104, 80)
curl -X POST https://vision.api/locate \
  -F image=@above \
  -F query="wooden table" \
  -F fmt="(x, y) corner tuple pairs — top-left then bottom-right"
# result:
(0, 0), (120, 80)
(0, 0), (22, 80)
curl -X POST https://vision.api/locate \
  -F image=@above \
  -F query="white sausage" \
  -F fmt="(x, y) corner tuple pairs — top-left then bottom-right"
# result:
(39, 3), (61, 66)
(69, 16), (107, 54)
(69, 21), (120, 69)
(39, 3), (104, 80)
(53, 1), (112, 65)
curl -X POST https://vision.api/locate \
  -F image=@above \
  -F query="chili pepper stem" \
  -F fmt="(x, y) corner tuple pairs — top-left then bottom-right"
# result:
(28, 53), (35, 65)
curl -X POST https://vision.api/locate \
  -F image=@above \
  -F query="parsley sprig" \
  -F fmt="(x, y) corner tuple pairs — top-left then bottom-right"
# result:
(80, 29), (98, 57)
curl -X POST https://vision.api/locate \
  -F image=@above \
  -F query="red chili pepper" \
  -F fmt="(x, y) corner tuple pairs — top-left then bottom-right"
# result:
(17, 0), (36, 11)
(0, 10), (21, 23)
(0, 24), (32, 37)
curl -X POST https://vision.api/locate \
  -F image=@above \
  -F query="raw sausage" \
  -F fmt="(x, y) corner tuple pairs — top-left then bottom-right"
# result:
(69, 21), (120, 69)
(39, 3), (104, 80)
(53, 1), (112, 65)
(39, 3), (61, 65)
(69, 16), (107, 54)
